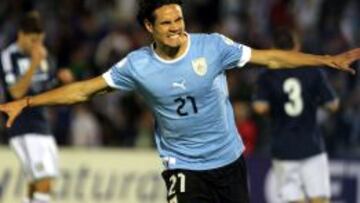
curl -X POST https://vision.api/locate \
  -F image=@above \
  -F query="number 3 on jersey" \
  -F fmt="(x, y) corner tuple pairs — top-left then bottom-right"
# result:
(283, 78), (303, 117)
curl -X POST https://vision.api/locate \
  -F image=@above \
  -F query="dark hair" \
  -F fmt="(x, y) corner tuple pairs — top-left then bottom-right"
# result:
(271, 27), (295, 50)
(136, 0), (183, 28)
(19, 11), (44, 34)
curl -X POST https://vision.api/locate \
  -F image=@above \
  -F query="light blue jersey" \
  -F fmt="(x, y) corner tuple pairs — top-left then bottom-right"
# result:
(103, 33), (251, 170)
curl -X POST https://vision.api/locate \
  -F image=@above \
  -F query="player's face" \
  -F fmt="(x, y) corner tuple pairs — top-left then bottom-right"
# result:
(18, 32), (44, 54)
(146, 4), (186, 49)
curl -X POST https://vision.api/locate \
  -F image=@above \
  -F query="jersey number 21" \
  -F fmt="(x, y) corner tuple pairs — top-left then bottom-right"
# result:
(174, 96), (198, 116)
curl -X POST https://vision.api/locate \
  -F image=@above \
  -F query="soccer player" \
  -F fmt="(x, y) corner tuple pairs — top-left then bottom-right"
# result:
(0, 1), (359, 203)
(0, 11), (60, 203)
(252, 28), (339, 203)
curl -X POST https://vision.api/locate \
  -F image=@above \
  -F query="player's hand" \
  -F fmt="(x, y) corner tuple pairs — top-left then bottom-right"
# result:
(31, 43), (47, 66)
(57, 68), (74, 84)
(327, 48), (360, 75)
(0, 98), (28, 128)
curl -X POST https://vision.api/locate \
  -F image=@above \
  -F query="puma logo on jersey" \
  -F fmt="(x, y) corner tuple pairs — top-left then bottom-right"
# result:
(172, 79), (186, 90)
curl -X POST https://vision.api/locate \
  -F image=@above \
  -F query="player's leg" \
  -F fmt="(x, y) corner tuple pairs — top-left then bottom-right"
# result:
(273, 159), (306, 203)
(31, 177), (54, 203)
(309, 197), (329, 203)
(11, 134), (59, 203)
(161, 169), (213, 203)
(301, 153), (330, 203)
(19, 180), (37, 203)
(10, 136), (34, 202)
(28, 183), (36, 198)
(29, 135), (59, 203)
(25, 181), (53, 203)
(212, 155), (250, 203)
(33, 178), (52, 192)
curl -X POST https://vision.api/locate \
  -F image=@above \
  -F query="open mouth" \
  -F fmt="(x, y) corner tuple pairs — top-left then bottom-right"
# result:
(168, 34), (180, 39)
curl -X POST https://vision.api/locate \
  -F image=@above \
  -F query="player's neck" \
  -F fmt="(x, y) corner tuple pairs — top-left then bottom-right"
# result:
(154, 34), (188, 60)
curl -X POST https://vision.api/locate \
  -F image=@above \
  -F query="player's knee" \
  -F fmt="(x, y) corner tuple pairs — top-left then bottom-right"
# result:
(33, 178), (53, 193)
(309, 197), (330, 203)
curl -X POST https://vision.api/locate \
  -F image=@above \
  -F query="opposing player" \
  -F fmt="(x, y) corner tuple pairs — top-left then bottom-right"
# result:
(252, 28), (339, 203)
(0, 1), (359, 203)
(0, 11), (60, 203)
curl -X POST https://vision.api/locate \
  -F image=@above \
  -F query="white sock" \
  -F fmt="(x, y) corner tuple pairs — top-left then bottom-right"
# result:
(31, 192), (51, 203)
(22, 198), (30, 203)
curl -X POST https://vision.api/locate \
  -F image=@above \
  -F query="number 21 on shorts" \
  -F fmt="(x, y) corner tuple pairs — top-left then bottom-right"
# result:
(168, 173), (186, 202)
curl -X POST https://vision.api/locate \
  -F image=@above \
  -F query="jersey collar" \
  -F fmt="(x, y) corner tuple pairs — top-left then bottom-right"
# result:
(151, 33), (191, 64)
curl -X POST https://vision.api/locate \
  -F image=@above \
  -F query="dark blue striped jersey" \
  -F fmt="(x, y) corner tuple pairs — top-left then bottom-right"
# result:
(253, 68), (337, 159)
(0, 43), (57, 137)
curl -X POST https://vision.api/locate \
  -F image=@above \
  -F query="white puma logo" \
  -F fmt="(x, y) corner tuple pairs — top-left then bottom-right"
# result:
(172, 79), (186, 90)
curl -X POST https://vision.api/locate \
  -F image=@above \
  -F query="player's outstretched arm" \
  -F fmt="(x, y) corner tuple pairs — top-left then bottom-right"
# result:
(250, 48), (360, 74)
(0, 76), (111, 127)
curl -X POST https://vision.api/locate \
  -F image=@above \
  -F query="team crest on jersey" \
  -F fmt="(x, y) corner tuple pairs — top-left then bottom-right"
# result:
(192, 57), (207, 76)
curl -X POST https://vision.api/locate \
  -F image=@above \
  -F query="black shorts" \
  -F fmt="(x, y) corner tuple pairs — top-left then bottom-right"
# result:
(161, 155), (250, 203)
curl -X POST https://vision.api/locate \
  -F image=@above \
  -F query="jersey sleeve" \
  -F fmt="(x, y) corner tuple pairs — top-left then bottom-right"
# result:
(212, 33), (251, 70)
(252, 72), (271, 103)
(0, 49), (15, 87)
(0, 61), (5, 102)
(0, 54), (10, 94)
(0, 59), (4, 85)
(316, 70), (338, 105)
(102, 57), (136, 91)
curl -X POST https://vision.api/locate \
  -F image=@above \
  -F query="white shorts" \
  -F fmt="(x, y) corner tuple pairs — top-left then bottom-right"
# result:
(273, 153), (330, 202)
(10, 134), (59, 181)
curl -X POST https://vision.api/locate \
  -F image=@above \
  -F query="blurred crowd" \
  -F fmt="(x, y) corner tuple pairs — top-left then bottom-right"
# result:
(0, 0), (359, 157)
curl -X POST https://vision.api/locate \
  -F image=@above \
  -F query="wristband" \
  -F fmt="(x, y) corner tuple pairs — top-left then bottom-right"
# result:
(25, 97), (31, 107)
